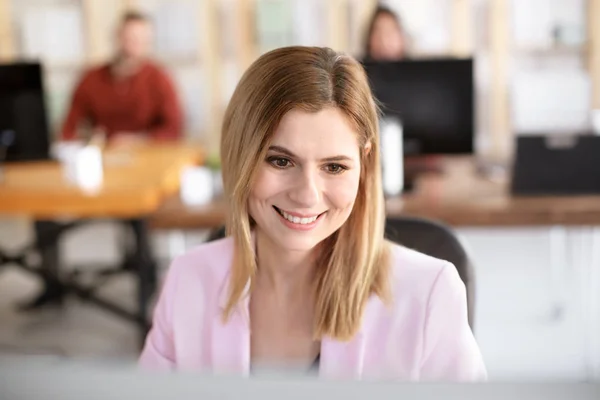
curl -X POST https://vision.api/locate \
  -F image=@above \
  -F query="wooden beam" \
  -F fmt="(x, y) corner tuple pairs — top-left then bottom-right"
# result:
(348, 0), (377, 57)
(123, 0), (138, 10)
(327, 0), (349, 52)
(0, 0), (16, 61)
(590, 0), (600, 110)
(451, 0), (472, 57)
(199, 0), (222, 153)
(81, 0), (131, 64)
(489, 0), (510, 159)
(234, 0), (256, 71)
(81, 0), (105, 64)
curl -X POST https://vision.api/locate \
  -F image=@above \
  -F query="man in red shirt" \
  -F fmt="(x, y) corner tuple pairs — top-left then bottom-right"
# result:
(61, 11), (183, 143)
(21, 12), (183, 312)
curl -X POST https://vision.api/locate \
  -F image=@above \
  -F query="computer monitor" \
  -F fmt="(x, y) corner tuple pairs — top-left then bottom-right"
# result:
(0, 62), (51, 162)
(1, 359), (599, 400)
(362, 58), (474, 156)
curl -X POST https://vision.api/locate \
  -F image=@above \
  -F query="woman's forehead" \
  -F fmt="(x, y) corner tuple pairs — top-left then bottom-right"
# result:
(269, 108), (362, 157)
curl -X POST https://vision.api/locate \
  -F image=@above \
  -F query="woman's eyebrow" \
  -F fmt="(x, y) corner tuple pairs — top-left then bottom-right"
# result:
(321, 155), (354, 163)
(268, 145), (355, 163)
(268, 145), (296, 158)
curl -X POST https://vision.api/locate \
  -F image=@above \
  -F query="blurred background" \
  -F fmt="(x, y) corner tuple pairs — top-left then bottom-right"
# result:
(0, 0), (599, 383)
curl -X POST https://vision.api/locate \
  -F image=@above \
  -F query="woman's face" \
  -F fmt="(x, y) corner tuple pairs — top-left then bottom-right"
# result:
(369, 13), (406, 61)
(248, 107), (363, 252)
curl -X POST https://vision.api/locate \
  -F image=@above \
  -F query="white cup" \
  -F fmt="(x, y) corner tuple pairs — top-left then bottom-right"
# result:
(54, 143), (103, 192)
(73, 146), (103, 192)
(52, 141), (85, 165)
(180, 166), (214, 206)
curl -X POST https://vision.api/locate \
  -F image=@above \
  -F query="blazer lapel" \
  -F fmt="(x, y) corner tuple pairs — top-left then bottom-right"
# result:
(211, 276), (251, 376)
(319, 331), (366, 380)
(319, 296), (380, 380)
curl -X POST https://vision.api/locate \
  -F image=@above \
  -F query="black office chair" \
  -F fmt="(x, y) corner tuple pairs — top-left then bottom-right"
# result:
(206, 216), (476, 329)
(383, 217), (476, 330)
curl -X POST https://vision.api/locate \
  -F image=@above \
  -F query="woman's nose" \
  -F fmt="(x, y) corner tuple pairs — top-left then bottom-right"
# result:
(288, 169), (321, 208)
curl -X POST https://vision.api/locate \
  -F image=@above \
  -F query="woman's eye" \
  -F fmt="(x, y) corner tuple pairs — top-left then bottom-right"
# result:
(325, 163), (347, 174)
(268, 157), (292, 168)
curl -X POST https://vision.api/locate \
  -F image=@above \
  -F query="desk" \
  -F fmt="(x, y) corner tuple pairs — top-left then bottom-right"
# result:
(388, 157), (600, 227)
(150, 157), (600, 230)
(0, 144), (201, 218)
(0, 143), (203, 343)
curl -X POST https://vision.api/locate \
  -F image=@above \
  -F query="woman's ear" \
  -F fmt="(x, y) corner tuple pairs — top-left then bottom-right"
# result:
(364, 141), (372, 156)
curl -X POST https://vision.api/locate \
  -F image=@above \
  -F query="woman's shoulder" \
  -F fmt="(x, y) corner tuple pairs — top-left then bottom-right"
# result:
(164, 236), (235, 291)
(385, 242), (464, 300)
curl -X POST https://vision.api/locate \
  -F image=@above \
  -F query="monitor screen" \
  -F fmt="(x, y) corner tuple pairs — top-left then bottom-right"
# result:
(0, 62), (50, 162)
(362, 58), (474, 155)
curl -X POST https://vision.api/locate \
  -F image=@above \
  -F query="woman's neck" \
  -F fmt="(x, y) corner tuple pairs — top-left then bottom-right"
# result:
(254, 230), (320, 300)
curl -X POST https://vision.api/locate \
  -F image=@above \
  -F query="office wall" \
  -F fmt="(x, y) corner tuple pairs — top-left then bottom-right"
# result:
(1, 0), (598, 158)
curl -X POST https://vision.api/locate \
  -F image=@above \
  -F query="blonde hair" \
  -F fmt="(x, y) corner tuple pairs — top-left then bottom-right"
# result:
(220, 46), (390, 341)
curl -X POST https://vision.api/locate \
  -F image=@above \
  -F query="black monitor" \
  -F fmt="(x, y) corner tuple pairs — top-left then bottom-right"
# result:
(0, 62), (51, 162)
(362, 58), (474, 155)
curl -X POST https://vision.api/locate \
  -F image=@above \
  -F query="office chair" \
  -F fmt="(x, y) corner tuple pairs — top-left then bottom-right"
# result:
(206, 216), (476, 330)
(383, 217), (476, 330)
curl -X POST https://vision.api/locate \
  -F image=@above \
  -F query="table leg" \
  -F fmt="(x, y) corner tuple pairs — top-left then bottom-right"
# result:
(128, 219), (157, 347)
(17, 221), (65, 311)
(2, 218), (157, 347)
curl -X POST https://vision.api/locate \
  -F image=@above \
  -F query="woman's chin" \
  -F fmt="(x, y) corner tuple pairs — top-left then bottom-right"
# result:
(273, 236), (323, 253)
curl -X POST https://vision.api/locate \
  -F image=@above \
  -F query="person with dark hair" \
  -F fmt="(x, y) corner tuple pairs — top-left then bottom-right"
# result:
(364, 4), (409, 61)
(61, 10), (183, 145)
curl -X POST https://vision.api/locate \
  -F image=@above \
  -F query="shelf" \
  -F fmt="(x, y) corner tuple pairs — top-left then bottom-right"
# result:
(155, 54), (201, 67)
(514, 45), (588, 56)
(13, 58), (85, 72)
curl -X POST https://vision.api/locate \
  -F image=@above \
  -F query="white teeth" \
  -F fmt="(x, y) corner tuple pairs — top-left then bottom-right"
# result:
(280, 209), (318, 225)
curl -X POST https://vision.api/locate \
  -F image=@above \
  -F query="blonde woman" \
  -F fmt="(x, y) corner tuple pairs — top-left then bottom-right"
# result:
(139, 46), (486, 381)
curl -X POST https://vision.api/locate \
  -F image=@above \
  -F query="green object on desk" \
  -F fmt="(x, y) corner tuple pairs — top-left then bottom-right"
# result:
(205, 153), (221, 171)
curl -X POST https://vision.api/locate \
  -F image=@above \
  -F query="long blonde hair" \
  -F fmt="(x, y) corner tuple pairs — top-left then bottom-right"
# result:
(220, 46), (390, 341)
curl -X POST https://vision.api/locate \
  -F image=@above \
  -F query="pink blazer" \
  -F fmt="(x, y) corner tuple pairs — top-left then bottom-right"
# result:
(139, 237), (487, 381)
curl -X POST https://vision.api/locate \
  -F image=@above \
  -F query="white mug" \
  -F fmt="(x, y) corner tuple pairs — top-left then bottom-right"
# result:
(54, 142), (103, 192)
(180, 166), (214, 206)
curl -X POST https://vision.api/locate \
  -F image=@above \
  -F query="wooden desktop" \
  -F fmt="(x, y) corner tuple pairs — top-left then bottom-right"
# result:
(0, 143), (203, 219)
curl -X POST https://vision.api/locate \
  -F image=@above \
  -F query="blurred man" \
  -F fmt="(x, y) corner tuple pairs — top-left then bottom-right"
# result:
(21, 12), (182, 312)
(61, 11), (182, 144)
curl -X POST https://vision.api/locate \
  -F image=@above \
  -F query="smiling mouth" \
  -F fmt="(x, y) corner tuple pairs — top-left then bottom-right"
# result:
(273, 206), (326, 225)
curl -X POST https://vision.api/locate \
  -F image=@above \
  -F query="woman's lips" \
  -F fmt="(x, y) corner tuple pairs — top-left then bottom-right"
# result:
(273, 206), (326, 231)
